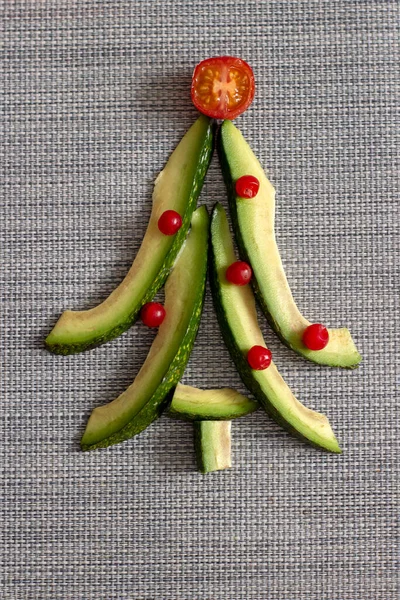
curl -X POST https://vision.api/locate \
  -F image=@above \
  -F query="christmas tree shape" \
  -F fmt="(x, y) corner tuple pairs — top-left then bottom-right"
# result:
(46, 58), (361, 471)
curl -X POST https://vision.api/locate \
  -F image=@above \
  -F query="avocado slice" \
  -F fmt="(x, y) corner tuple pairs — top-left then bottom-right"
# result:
(46, 116), (214, 355)
(194, 421), (232, 474)
(168, 383), (258, 420)
(209, 203), (341, 453)
(81, 206), (209, 451)
(218, 120), (361, 369)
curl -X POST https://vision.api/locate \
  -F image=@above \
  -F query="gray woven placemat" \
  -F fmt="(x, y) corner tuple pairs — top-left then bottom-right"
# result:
(1, 1), (399, 599)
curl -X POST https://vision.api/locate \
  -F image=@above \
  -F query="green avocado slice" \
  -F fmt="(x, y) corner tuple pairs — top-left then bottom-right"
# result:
(81, 206), (209, 451)
(194, 421), (232, 474)
(218, 120), (361, 369)
(46, 116), (214, 355)
(168, 383), (258, 421)
(209, 203), (341, 453)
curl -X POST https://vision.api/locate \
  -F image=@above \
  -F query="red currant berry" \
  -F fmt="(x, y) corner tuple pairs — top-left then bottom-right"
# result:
(235, 175), (260, 199)
(141, 302), (166, 328)
(247, 345), (272, 370)
(226, 261), (252, 286)
(158, 210), (182, 235)
(302, 323), (329, 350)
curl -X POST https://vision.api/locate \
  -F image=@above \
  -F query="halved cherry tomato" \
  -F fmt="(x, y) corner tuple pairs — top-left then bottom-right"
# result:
(191, 56), (255, 120)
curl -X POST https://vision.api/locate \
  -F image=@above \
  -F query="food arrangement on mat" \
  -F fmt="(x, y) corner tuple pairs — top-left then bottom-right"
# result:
(46, 56), (361, 473)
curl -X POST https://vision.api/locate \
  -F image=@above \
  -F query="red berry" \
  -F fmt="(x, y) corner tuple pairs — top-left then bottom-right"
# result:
(302, 323), (329, 350)
(235, 175), (260, 199)
(158, 210), (182, 235)
(247, 345), (272, 370)
(226, 261), (252, 286)
(141, 302), (166, 328)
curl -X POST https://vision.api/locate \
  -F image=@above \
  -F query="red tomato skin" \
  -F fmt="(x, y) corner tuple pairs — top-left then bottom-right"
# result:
(191, 56), (255, 120)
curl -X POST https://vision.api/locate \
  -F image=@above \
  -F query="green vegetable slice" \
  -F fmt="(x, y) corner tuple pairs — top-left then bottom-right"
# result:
(194, 421), (232, 474)
(81, 206), (209, 451)
(46, 116), (214, 354)
(168, 383), (258, 421)
(218, 120), (361, 368)
(209, 203), (341, 453)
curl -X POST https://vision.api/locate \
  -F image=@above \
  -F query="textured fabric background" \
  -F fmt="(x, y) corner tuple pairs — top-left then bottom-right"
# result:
(1, 1), (399, 599)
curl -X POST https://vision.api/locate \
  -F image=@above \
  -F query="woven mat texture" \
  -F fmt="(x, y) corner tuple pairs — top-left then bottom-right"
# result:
(1, 1), (399, 599)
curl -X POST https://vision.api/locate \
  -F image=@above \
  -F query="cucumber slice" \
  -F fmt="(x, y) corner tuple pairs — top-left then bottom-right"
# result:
(194, 421), (232, 474)
(218, 120), (361, 368)
(168, 383), (258, 420)
(81, 206), (209, 451)
(46, 116), (214, 355)
(209, 203), (341, 453)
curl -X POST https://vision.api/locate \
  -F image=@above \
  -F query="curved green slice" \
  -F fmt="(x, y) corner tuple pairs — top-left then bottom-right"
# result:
(209, 203), (341, 453)
(168, 383), (258, 421)
(81, 207), (209, 451)
(194, 421), (232, 474)
(46, 116), (214, 355)
(218, 120), (361, 368)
